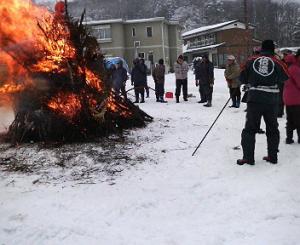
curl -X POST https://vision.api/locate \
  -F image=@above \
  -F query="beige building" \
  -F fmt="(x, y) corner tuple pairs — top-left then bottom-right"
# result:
(86, 17), (182, 71)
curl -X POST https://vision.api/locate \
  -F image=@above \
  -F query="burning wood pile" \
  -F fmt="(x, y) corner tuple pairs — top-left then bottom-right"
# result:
(0, 0), (152, 144)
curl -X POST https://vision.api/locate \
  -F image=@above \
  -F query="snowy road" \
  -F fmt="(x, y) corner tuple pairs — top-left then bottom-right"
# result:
(1, 70), (300, 244)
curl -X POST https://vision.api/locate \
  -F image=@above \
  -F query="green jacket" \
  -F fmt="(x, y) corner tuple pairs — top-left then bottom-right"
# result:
(225, 63), (241, 88)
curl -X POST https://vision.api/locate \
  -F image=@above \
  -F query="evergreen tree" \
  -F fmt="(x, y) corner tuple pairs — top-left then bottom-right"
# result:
(204, 0), (226, 25)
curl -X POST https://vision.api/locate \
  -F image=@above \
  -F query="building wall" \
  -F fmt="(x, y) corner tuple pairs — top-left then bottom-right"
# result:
(96, 23), (126, 57)
(87, 19), (182, 72)
(216, 29), (256, 65)
(168, 25), (182, 69)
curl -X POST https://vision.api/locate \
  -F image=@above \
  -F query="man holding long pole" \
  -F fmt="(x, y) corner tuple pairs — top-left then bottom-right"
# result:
(237, 40), (289, 166)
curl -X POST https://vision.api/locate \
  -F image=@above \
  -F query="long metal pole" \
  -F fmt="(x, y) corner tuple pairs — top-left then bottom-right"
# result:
(192, 97), (231, 156)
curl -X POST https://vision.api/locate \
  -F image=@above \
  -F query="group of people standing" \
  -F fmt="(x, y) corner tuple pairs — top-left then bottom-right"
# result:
(111, 41), (300, 166)
(236, 40), (300, 166)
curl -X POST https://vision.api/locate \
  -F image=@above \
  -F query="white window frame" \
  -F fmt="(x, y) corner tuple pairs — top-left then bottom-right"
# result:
(134, 41), (141, 47)
(92, 24), (112, 42)
(148, 51), (154, 63)
(146, 26), (153, 38)
(138, 52), (145, 59)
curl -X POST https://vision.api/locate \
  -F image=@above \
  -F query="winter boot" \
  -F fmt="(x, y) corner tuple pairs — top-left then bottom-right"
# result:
(229, 97), (237, 108)
(236, 96), (241, 108)
(263, 156), (278, 164)
(184, 97), (188, 102)
(237, 159), (255, 166)
(297, 129), (300, 144)
(198, 99), (207, 104)
(176, 96), (180, 103)
(160, 96), (167, 103)
(134, 93), (139, 103)
(286, 127), (294, 144)
(204, 100), (212, 107)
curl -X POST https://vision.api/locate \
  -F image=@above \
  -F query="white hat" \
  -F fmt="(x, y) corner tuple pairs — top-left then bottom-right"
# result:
(227, 55), (235, 60)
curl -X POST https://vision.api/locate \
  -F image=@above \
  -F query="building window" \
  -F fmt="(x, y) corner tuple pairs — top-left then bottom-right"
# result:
(218, 54), (225, 67)
(148, 52), (154, 65)
(188, 34), (216, 49)
(138, 53), (145, 59)
(92, 25), (112, 41)
(212, 54), (218, 66)
(132, 27), (136, 37)
(146, 27), (153, 37)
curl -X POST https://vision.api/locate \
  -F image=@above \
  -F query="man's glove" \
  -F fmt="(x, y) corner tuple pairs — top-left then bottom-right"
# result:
(242, 84), (250, 92)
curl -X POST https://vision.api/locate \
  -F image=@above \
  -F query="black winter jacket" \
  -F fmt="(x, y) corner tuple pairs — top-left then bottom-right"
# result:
(240, 51), (289, 104)
(131, 64), (147, 86)
(194, 61), (214, 84)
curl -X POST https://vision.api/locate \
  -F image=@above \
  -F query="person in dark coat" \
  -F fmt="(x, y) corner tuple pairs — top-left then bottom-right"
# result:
(152, 59), (166, 103)
(194, 57), (207, 103)
(237, 40), (289, 166)
(195, 55), (214, 107)
(131, 58), (147, 103)
(112, 60), (128, 99)
(140, 59), (150, 98)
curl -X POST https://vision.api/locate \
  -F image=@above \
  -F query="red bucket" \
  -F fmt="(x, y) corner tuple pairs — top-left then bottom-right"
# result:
(165, 92), (174, 99)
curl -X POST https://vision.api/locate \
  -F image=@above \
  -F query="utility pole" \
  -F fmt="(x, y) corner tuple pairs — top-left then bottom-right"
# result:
(243, 0), (250, 57)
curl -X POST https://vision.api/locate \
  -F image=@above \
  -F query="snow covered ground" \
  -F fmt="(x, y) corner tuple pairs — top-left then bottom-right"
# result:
(0, 69), (300, 245)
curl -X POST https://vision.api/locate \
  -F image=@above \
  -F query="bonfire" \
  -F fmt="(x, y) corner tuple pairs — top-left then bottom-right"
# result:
(0, 0), (152, 144)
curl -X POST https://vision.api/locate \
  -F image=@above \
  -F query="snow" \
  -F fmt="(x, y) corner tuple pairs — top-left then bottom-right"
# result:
(182, 20), (237, 38)
(1, 69), (300, 244)
(85, 17), (178, 26)
(184, 42), (226, 53)
(0, 106), (14, 133)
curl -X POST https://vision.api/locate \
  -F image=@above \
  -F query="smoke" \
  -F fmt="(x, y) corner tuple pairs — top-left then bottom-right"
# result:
(0, 105), (14, 133)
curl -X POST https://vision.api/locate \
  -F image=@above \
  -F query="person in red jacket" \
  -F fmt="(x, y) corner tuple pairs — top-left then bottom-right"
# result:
(283, 50), (300, 144)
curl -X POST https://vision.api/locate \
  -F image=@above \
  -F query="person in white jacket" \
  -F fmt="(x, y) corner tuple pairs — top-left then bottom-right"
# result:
(174, 55), (189, 103)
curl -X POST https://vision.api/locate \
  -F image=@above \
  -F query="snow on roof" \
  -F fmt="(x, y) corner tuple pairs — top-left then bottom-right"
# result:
(125, 17), (166, 24)
(279, 47), (300, 53)
(182, 20), (238, 38)
(184, 43), (226, 54)
(85, 19), (123, 25)
(85, 17), (179, 26)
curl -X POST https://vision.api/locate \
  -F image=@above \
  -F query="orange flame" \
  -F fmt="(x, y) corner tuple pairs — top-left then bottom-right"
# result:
(0, 0), (131, 123)
(47, 92), (82, 120)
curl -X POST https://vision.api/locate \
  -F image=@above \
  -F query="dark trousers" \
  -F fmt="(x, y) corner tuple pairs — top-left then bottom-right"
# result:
(278, 85), (284, 117)
(134, 87), (145, 102)
(230, 87), (241, 106)
(155, 82), (165, 100)
(145, 82), (149, 97)
(286, 105), (300, 140)
(202, 83), (213, 101)
(199, 83), (207, 102)
(241, 103), (279, 162)
(175, 79), (188, 99)
(116, 86), (127, 99)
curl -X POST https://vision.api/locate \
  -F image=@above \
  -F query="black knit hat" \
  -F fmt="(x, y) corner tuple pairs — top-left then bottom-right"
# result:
(178, 55), (184, 60)
(296, 49), (300, 57)
(261, 40), (275, 52)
